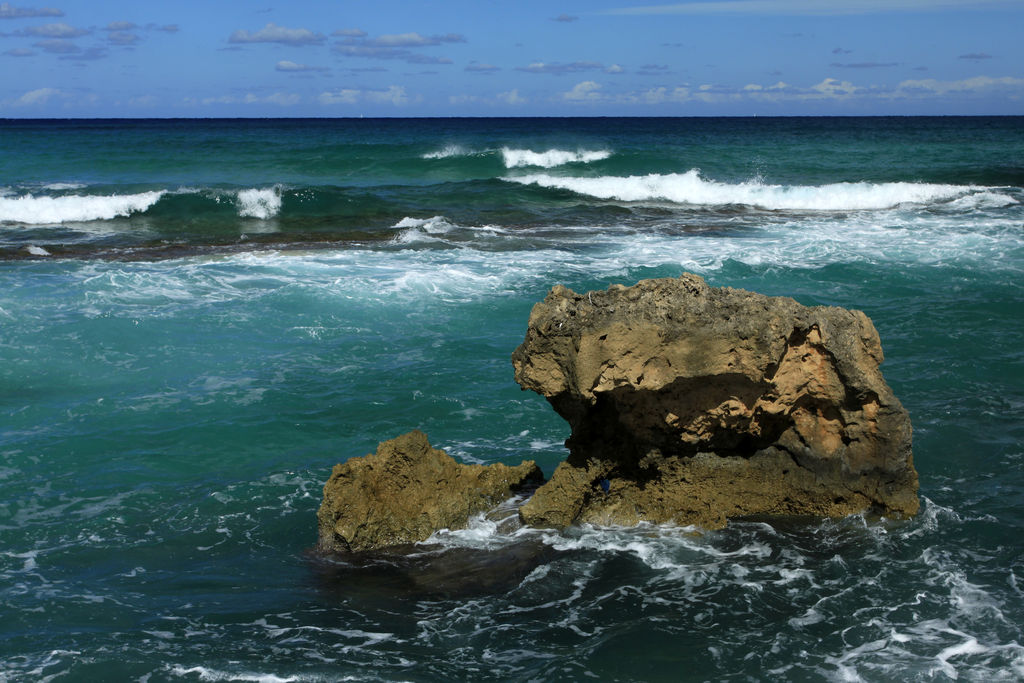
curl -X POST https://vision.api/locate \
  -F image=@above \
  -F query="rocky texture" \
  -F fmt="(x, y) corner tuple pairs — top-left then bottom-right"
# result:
(512, 274), (918, 530)
(317, 430), (543, 553)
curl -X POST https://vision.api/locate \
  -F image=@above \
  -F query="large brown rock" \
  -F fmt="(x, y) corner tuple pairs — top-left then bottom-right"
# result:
(317, 430), (543, 553)
(512, 274), (919, 529)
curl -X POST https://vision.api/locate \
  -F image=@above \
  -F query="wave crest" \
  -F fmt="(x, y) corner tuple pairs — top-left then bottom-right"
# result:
(504, 169), (985, 211)
(237, 187), (282, 219)
(0, 191), (165, 225)
(392, 215), (457, 244)
(422, 144), (470, 160)
(501, 148), (611, 169)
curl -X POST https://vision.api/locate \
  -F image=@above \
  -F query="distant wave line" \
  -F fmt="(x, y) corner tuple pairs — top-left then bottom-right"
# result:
(503, 169), (1014, 211)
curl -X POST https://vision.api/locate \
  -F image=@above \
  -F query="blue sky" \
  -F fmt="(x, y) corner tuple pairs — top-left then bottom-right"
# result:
(1, 0), (1022, 117)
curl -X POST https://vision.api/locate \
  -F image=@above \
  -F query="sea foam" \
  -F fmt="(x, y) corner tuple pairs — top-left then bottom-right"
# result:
(504, 169), (980, 210)
(501, 148), (611, 169)
(0, 191), (165, 224)
(422, 144), (471, 159)
(392, 216), (454, 232)
(237, 187), (282, 219)
(392, 215), (459, 244)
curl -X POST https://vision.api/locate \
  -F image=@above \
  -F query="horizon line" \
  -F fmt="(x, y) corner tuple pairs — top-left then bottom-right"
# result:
(3, 113), (1023, 122)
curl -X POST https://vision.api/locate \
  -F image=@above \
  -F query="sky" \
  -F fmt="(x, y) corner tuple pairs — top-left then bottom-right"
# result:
(1, 0), (1022, 117)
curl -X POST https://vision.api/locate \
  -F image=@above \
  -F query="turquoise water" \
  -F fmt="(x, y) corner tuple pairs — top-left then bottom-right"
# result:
(1, 117), (1023, 681)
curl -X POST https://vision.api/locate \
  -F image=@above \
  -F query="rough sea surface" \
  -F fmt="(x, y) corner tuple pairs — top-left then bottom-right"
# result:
(1, 117), (1022, 681)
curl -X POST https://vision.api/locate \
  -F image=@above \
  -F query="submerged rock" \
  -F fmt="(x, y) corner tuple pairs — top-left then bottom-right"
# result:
(309, 539), (565, 601)
(317, 430), (543, 553)
(512, 274), (919, 529)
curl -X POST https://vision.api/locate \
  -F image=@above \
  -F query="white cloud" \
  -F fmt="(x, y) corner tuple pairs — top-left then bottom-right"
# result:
(465, 62), (499, 73)
(0, 2), (62, 18)
(263, 92), (301, 106)
(334, 45), (453, 64)
(605, 0), (1021, 15)
(830, 61), (899, 69)
(229, 23), (324, 46)
(891, 75), (1024, 97)
(449, 89), (528, 106)
(448, 89), (528, 106)
(3, 46), (33, 56)
(13, 87), (63, 106)
(202, 92), (301, 106)
(18, 22), (88, 37)
(564, 80), (604, 101)
(318, 89), (360, 105)
(634, 86), (691, 103)
(498, 89), (526, 105)
(107, 31), (139, 45)
(359, 32), (464, 48)
(33, 38), (79, 54)
(332, 28), (367, 37)
(546, 73), (1024, 109)
(59, 45), (105, 61)
(276, 60), (327, 73)
(449, 94), (485, 105)
(333, 31), (462, 64)
(692, 74), (1024, 104)
(605, 64), (625, 74)
(366, 85), (409, 105)
(517, 61), (604, 75)
(319, 85), (411, 106)
(810, 77), (860, 98)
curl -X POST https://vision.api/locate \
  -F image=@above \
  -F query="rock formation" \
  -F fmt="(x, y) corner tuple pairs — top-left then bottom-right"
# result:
(512, 274), (919, 529)
(317, 430), (543, 553)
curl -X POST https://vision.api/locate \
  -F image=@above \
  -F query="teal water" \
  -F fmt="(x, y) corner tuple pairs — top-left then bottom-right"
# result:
(1, 117), (1023, 681)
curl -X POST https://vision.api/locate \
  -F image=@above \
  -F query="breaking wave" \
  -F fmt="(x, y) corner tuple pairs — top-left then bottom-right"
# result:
(0, 191), (165, 224)
(237, 187), (282, 220)
(419, 145), (612, 168)
(391, 215), (457, 244)
(422, 144), (472, 160)
(500, 148), (612, 169)
(0, 186), (287, 226)
(504, 169), (992, 211)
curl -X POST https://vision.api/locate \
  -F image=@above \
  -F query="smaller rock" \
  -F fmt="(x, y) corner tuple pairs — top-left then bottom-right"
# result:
(317, 430), (543, 553)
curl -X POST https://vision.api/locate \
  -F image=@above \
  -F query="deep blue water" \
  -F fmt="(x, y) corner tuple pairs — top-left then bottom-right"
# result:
(1, 117), (1023, 681)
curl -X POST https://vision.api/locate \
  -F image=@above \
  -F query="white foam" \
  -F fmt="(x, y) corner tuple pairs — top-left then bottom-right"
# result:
(501, 147), (611, 169)
(169, 667), (299, 682)
(392, 216), (453, 233)
(237, 187), (282, 219)
(392, 215), (459, 244)
(58, 192), (1021, 322)
(3, 550), (40, 572)
(504, 169), (981, 210)
(422, 144), (472, 159)
(538, 522), (770, 571)
(935, 637), (989, 678)
(26, 245), (51, 256)
(422, 513), (509, 549)
(42, 182), (86, 191)
(0, 191), (165, 224)
(947, 191), (1018, 210)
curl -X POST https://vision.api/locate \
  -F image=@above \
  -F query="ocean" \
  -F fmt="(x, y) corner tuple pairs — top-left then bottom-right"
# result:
(1, 116), (1022, 681)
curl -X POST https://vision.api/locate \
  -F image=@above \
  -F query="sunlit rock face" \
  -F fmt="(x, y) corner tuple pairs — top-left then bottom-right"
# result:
(317, 430), (543, 553)
(512, 274), (919, 530)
